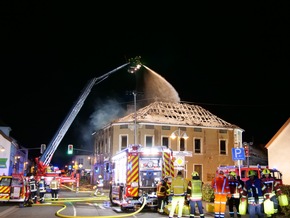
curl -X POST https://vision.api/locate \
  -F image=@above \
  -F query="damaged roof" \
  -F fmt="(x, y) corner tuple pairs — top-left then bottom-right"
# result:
(115, 101), (241, 129)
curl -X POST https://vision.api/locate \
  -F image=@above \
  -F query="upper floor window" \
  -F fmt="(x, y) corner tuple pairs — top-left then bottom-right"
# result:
(219, 129), (227, 134)
(162, 136), (169, 148)
(180, 138), (185, 151)
(120, 135), (128, 150)
(194, 128), (202, 132)
(194, 138), (202, 154)
(120, 125), (128, 129)
(219, 139), (227, 155)
(145, 135), (153, 147)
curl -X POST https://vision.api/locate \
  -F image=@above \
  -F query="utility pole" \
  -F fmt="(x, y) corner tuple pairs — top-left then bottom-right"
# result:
(133, 91), (137, 145)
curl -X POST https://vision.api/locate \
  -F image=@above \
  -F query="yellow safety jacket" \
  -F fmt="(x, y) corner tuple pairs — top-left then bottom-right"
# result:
(188, 179), (202, 201)
(170, 176), (188, 196)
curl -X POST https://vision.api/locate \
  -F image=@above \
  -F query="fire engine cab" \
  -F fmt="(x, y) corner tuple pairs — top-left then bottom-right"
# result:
(0, 173), (26, 207)
(109, 145), (174, 211)
(217, 165), (283, 185)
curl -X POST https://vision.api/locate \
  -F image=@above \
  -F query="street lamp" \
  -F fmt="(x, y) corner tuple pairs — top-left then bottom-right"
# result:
(170, 128), (189, 151)
(0, 145), (5, 152)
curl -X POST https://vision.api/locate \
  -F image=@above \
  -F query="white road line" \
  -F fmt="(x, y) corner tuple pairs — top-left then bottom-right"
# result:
(68, 201), (77, 216)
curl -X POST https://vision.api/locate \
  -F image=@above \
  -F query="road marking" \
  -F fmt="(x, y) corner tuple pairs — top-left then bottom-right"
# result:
(93, 203), (105, 209)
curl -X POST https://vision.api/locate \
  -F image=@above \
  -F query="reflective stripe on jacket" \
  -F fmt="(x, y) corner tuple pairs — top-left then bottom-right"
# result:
(157, 183), (166, 197)
(228, 179), (243, 198)
(242, 178), (266, 204)
(38, 180), (46, 193)
(50, 180), (59, 190)
(187, 179), (202, 201)
(211, 175), (230, 195)
(170, 176), (188, 196)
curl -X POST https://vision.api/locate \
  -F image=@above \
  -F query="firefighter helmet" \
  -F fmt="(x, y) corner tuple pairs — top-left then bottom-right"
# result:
(248, 170), (256, 177)
(30, 175), (34, 179)
(41, 176), (45, 179)
(262, 169), (271, 175)
(192, 171), (199, 177)
(98, 175), (102, 179)
(229, 171), (236, 177)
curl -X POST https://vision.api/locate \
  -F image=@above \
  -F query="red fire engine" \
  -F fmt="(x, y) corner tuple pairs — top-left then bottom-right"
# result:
(109, 145), (174, 211)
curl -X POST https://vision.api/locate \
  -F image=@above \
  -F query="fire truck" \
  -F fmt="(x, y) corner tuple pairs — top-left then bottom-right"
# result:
(109, 145), (174, 211)
(217, 165), (283, 185)
(0, 174), (26, 207)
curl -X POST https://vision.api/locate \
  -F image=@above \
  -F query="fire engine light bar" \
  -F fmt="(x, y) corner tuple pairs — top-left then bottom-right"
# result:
(141, 147), (159, 155)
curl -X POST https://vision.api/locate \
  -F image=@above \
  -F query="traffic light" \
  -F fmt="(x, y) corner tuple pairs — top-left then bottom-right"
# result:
(67, 144), (73, 154)
(244, 145), (249, 157)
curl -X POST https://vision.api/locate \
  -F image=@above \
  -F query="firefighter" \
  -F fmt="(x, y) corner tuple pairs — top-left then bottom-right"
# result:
(38, 176), (47, 203)
(241, 170), (266, 218)
(157, 179), (167, 213)
(261, 168), (282, 217)
(24, 177), (32, 207)
(211, 170), (231, 218)
(28, 175), (38, 203)
(187, 171), (204, 218)
(50, 177), (60, 200)
(169, 171), (188, 218)
(228, 171), (243, 218)
(94, 175), (104, 196)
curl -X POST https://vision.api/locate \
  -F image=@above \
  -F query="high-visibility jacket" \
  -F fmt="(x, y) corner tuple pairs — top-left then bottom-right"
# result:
(50, 179), (59, 190)
(38, 179), (47, 193)
(157, 183), (167, 197)
(261, 177), (281, 196)
(97, 179), (104, 188)
(187, 179), (203, 201)
(170, 176), (188, 196)
(228, 178), (243, 198)
(211, 175), (230, 196)
(242, 177), (266, 205)
(29, 179), (37, 192)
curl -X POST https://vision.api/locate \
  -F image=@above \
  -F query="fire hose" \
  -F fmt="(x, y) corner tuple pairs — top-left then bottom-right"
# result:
(34, 196), (147, 218)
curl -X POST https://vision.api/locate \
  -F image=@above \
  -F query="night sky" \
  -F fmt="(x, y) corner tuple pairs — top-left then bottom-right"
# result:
(1, 2), (289, 167)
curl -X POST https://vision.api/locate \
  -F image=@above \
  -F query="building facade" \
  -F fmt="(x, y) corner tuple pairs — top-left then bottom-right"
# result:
(92, 101), (244, 187)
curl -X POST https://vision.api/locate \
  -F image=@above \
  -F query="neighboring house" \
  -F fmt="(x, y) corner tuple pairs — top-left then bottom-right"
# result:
(0, 125), (28, 176)
(92, 101), (244, 187)
(265, 117), (290, 185)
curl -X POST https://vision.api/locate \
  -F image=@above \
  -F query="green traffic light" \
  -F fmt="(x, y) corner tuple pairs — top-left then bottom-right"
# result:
(68, 144), (73, 154)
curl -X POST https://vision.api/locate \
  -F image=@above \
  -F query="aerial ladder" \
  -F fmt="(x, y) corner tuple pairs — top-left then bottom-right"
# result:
(35, 56), (142, 175)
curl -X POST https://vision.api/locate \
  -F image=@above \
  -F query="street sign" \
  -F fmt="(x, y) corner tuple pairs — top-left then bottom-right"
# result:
(232, 148), (245, 160)
(173, 151), (192, 157)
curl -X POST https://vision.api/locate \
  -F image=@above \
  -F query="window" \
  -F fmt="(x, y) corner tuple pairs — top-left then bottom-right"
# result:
(219, 129), (227, 134)
(162, 126), (171, 130)
(145, 135), (153, 147)
(194, 128), (202, 132)
(219, 139), (227, 155)
(145, 125), (154, 129)
(120, 135), (128, 150)
(194, 138), (201, 154)
(194, 164), (203, 180)
(180, 138), (185, 151)
(77, 158), (84, 165)
(162, 136), (169, 148)
(120, 125), (128, 129)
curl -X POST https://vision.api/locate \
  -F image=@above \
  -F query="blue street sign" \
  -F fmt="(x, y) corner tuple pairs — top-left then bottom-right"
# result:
(232, 148), (245, 160)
